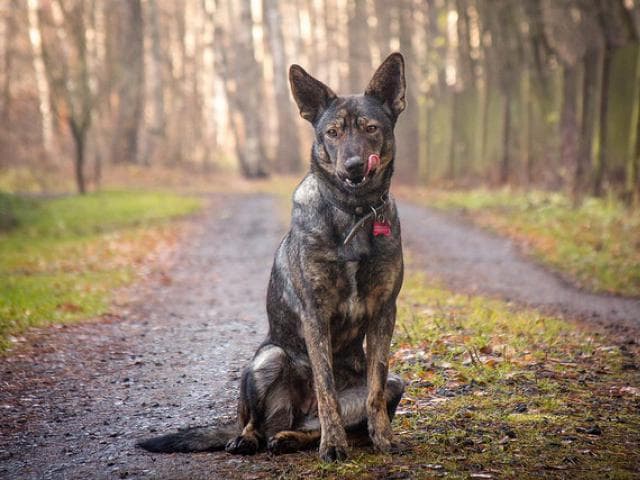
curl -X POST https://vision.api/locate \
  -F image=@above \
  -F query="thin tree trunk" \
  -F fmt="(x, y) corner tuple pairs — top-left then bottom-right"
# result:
(373, 0), (391, 56)
(70, 121), (87, 194)
(1, 0), (19, 123)
(635, 102), (640, 202)
(575, 47), (602, 204)
(522, 68), (533, 187)
(395, 0), (419, 182)
(624, 45), (640, 204)
(110, 0), (144, 164)
(227, 0), (268, 178)
(560, 63), (579, 194)
(347, 0), (369, 92)
(500, 89), (512, 185)
(264, 0), (302, 173)
(324, 0), (340, 89)
(481, 76), (492, 168)
(27, 0), (54, 153)
(593, 47), (612, 197)
(448, 92), (459, 180)
(147, 0), (166, 139)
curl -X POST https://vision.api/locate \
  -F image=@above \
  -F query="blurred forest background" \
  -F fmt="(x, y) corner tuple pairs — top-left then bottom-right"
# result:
(0, 0), (639, 204)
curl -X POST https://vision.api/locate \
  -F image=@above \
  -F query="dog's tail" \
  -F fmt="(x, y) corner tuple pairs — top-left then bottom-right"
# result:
(137, 421), (239, 453)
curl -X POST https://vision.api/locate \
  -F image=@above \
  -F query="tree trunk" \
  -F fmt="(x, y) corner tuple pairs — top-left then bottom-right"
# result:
(373, 0), (391, 55)
(27, 0), (54, 153)
(481, 75), (492, 169)
(560, 63), (579, 193)
(500, 89), (512, 185)
(70, 121), (87, 195)
(228, 0), (268, 178)
(448, 91), (459, 180)
(395, 0), (419, 182)
(575, 47), (602, 204)
(147, 0), (166, 139)
(264, 0), (302, 173)
(347, 0), (369, 92)
(323, 0), (340, 89)
(593, 47), (612, 197)
(624, 45), (640, 204)
(522, 68), (533, 187)
(110, 0), (144, 164)
(1, 0), (18, 123)
(634, 102), (640, 202)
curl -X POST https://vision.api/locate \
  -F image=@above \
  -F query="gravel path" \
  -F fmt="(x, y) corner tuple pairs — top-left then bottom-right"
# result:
(1, 192), (638, 480)
(399, 201), (640, 327)
(0, 193), (287, 480)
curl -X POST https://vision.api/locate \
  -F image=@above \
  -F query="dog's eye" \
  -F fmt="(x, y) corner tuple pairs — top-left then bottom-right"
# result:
(326, 128), (338, 138)
(366, 125), (378, 133)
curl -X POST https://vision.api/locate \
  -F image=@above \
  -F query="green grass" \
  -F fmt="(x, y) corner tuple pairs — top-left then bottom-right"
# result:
(398, 187), (640, 297)
(0, 191), (201, 350)
(274, 272), (639, 479)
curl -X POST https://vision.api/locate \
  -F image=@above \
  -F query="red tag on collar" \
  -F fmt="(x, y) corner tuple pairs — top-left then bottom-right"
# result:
(373, 219), (391, 236)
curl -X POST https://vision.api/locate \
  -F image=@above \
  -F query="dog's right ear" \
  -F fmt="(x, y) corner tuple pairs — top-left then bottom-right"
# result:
(289, 65), (336, 124)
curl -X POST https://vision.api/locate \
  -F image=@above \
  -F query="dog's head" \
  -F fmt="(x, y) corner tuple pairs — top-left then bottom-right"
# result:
(289, 53), (406, 194)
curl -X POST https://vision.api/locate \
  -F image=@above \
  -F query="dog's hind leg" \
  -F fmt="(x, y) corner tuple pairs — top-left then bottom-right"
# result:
(267, 374), (405, 455)
(226, 344), (300, 455)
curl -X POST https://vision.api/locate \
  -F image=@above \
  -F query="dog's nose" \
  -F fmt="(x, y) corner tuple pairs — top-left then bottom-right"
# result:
(344, 156), (364, 175)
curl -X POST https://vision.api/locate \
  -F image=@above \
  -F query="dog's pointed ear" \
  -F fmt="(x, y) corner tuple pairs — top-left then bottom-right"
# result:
(364, 53), (406, 120)
(289, 64), (337, 124)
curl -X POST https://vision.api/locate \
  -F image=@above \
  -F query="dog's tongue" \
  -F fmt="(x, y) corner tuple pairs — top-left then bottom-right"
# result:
(366, 154), (380, 176)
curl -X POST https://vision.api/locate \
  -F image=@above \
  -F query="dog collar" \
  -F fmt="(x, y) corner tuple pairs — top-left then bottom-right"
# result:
(343, 195), (391, 245)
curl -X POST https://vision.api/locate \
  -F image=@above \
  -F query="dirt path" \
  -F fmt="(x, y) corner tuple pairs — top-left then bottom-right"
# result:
(399, 201), (640, 327)
(2, 192), (639, 480)
(0, 193), (289, 480)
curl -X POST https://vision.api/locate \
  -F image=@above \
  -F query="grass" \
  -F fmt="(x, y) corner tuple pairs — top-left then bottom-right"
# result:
(395, 187), (640, 297)
(0, 190), (201, 351)
(273, 272), (639, 479)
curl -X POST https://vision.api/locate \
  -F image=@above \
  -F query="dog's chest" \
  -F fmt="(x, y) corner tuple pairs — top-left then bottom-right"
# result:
(332, 260), (371, 349)
(339, 261), (366, 319)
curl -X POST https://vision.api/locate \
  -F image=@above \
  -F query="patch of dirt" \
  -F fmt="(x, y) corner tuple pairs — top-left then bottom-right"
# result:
(399, 201), (640, 328)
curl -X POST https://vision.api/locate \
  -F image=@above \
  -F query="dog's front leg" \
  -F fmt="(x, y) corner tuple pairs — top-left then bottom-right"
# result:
(301, 315), (348, 462)
(366, 303), (397, 452)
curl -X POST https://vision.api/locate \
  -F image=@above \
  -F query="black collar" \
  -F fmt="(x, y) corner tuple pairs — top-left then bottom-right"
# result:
(342, 194), (389, 246)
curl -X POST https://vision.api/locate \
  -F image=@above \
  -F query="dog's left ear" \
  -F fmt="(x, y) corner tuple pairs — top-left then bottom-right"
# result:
(364, 53), (406, 120)
(289, 64), (337, 124)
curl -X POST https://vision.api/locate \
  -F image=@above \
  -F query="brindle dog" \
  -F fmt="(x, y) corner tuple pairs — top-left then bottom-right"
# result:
(138, 52), (407, 462)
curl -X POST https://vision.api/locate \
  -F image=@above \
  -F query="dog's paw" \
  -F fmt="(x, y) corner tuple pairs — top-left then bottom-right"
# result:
(371, 434), (394, 453)
(267, 437), (293, 455)
(319, 443), (348, 462)
(368, 420), (395, 453)
(267, 434), (300, 455)
(225, 435), (259, 455)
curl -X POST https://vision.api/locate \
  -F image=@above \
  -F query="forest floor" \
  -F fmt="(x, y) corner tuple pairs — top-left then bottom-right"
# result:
(1, 190), (639, 479)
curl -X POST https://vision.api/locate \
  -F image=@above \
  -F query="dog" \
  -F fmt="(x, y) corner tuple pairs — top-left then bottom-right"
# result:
(138, 52), (407, 462)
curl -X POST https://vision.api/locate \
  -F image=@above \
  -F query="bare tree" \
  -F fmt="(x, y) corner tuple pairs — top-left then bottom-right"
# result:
(39, 0), (101, 194)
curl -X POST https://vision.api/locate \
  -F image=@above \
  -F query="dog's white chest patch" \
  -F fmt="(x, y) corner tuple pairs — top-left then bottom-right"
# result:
(340, 261), (366, 320)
